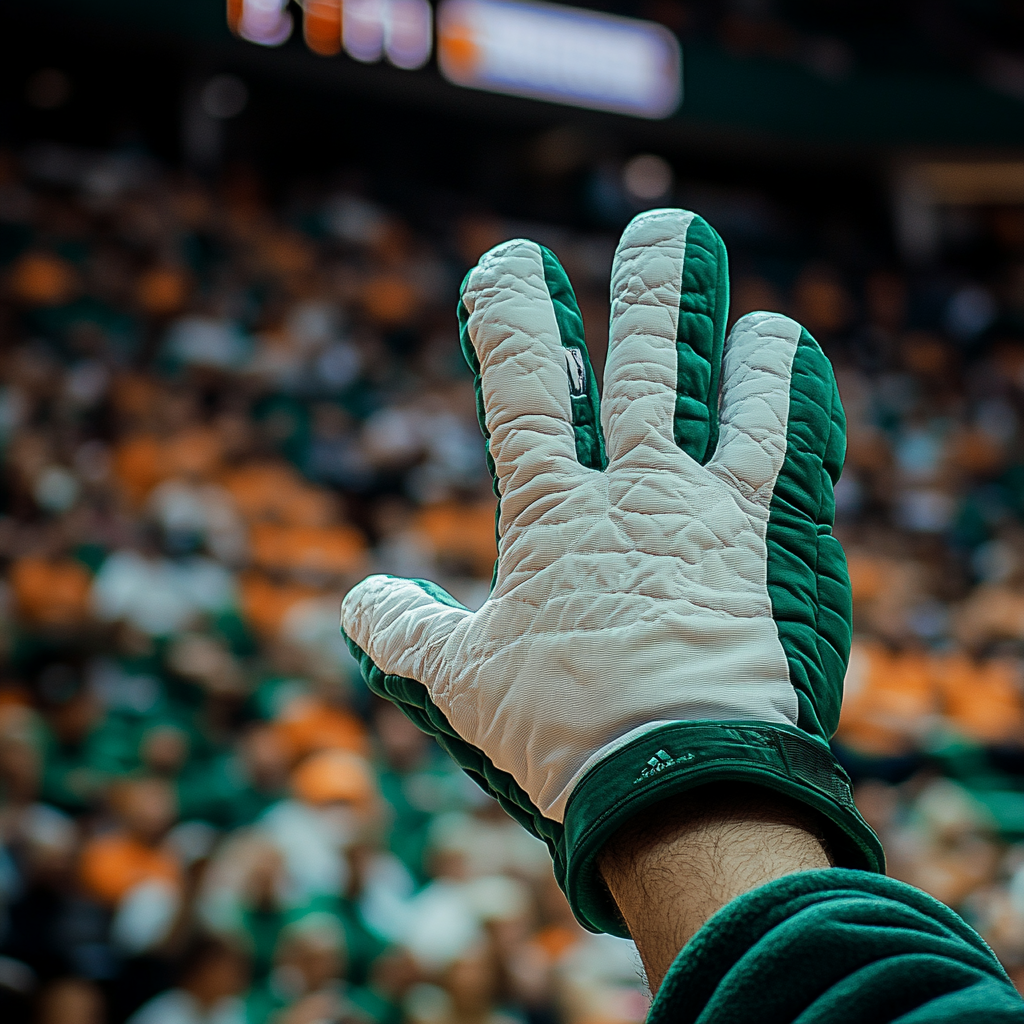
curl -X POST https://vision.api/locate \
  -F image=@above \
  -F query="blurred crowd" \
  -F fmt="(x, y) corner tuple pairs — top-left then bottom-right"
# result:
(0, 138), (1022, 1024)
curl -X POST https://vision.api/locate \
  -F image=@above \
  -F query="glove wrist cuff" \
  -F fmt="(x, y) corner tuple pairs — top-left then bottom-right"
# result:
(562, 721), (885, 936)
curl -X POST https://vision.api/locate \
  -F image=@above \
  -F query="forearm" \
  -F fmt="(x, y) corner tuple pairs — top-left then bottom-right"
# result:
(598, 786), (1023, 1021)
(597, 783), (832, 990)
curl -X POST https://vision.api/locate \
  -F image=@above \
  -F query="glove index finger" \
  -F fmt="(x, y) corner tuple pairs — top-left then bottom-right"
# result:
(458, 243), (605, 483)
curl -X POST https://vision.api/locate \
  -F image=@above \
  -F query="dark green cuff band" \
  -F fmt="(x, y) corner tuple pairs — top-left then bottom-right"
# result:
(562, 721), (886, 936)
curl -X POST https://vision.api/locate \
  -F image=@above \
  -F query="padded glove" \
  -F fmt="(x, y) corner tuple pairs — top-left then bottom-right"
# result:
(342, 208), (884, 936)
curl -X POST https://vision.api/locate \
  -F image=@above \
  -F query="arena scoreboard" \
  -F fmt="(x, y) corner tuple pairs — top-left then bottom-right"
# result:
(227, 0), (682, 118)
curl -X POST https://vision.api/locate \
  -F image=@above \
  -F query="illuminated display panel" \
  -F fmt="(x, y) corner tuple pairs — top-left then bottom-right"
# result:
(437, 0), (681, 118)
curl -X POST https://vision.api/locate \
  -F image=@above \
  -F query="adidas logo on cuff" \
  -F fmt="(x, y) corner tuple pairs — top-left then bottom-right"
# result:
(633, 748), (694, 784)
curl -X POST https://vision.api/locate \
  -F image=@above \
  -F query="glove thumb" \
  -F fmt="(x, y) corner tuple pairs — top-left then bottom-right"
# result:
(341, 575), (470, 689)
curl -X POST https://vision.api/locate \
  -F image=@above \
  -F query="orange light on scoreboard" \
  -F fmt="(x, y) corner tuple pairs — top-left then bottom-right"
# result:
(227, 0), (242, 34)
(304, 0), (342, 56)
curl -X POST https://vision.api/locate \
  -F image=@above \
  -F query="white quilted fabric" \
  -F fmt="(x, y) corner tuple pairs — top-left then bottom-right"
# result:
(342, 209), (803, 822)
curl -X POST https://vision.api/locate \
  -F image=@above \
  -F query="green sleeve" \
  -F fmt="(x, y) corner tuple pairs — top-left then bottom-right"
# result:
(649, 869), (1023, 1024)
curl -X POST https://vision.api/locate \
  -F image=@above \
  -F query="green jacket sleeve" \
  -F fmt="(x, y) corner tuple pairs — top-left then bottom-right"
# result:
(648, 869), (1023, 1023)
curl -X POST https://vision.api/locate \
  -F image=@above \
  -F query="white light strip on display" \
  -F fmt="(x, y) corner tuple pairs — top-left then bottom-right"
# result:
(436, 0), (681, 118)
(231, 0), (294, 47)
(385, 0), (434, 69)
(340, 0), (434, 69)
(339, 0), (432, 68)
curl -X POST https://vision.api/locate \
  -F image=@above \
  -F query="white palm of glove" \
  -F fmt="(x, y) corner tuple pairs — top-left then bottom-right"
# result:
(343, 210), (806, 822)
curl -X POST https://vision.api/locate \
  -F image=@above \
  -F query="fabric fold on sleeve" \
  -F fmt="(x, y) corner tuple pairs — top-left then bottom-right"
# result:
(648, 868), (1023, 1024)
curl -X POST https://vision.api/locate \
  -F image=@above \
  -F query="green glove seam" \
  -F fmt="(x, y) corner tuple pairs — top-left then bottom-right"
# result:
(563, 720), (886, 937)
(672, 216), (728, 465)
(766, 327), (852, 743)
(538, 246), (607, 472)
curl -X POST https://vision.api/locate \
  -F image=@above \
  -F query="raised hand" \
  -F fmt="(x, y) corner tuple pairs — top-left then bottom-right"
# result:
(342, 209), (883, 935)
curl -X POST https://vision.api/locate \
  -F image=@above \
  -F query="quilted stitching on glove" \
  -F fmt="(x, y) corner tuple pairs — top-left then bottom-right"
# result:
(342, 208), (882, 935)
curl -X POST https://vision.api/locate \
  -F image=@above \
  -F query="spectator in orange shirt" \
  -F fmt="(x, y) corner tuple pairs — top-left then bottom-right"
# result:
(271, 692), (369, 764)
(80, 778), (183, 955)
(833, 641), (939, 782)
(935, 654), (1024, 747)
(837, 641), (939, 757)
(10, 556), (92, 628)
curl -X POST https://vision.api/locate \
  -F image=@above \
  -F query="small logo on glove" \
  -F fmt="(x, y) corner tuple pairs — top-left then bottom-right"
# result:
(633, 748), (694, 784)
(564, 347), (587, 396)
